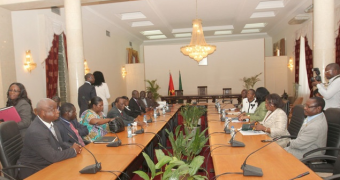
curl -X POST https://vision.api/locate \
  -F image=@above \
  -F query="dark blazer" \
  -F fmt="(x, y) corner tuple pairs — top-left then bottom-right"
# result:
(146, 97), (159, 108)
(17, 116), (76, 179)
(129, 98), (145, 118)
(138, 98), (151, 109)
(14, 99), (33, 138)
(78, 82), (97, 117)
(124, 106), (134, 117)
(107, 105), (135, 126)
(54, 118), (89, 146)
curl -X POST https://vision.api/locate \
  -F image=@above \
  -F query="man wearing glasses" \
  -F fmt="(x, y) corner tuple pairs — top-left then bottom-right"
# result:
(312, 63), (340, 110)
(284, 97), (327, 159)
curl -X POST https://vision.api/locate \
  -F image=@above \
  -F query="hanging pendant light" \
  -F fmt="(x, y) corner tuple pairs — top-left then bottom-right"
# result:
(180, 0), (216, 62)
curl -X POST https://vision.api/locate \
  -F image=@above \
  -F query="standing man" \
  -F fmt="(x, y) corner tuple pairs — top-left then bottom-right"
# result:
(285, 97), (328, 159)
(78, 73), (97, 117)
(312, 63), (340, 109)
(17, 98), (81, 179)
(241, 89), (257, 113)
(129, 90), (145, 118)
(54, 103), (89, 146)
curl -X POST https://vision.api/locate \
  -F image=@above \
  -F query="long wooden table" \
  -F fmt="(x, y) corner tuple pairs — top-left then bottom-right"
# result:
(161, 94), (241, 103)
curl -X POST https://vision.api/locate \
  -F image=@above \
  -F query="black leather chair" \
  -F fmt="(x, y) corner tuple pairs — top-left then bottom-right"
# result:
(0, 121), (38, 179)
(287, 105), (305, 137)
(222, 88), (232, 104)
(301, 108), (340, 173)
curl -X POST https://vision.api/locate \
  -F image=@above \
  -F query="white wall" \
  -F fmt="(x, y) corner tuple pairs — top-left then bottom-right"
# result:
(265, 56), (289, 95)
(144, 39), (265, 97)
(11, 7), (143, 106)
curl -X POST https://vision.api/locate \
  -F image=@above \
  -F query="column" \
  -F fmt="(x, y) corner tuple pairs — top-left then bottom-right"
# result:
(313, 0), (334, 81)
(64, 0), (85, 112)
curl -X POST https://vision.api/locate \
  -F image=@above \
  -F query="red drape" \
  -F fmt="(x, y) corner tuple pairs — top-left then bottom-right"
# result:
(294, 38), (300, 83)
(45, 34), (60, 98)
(305, 37), (313, 97)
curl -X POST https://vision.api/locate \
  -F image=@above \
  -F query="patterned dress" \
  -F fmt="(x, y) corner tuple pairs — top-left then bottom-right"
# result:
(80, 109), (109, 142)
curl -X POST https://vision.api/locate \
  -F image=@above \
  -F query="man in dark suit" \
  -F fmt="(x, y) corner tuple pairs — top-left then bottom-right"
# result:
(129, 90), (145, 118)
(121, 96), (134, 117)
(54, 103), (89, 146)
(107, 97), (137, 126)
(138, 91), (151, 111)
(78, 73), (96, 117)
(17, 98), (81, 179)
(146, 91), (159, 108)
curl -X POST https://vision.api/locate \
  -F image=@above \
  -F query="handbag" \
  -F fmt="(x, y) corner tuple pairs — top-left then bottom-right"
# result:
(108, 117), (125, 133)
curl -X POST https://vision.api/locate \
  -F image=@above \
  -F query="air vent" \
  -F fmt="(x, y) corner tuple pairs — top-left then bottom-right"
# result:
(51, 6), (60, 15)
(288, 14), (310, 25)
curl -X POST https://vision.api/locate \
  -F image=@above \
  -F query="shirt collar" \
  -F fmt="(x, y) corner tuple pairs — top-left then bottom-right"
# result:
(60, 117), (70, 124)
(306, 112), (322, 123)
(85, 81), (91, 85)
(118, 109), (122, 113)
(37, 115), (53, 129)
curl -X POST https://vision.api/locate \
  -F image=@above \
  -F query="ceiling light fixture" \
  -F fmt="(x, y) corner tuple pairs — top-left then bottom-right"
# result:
(180, 0), (216, 63)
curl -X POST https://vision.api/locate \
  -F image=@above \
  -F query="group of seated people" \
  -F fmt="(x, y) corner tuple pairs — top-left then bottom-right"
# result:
(236, 87), (328, 159)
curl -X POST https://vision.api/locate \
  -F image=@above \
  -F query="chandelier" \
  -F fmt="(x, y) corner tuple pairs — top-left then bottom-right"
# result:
(180, 1), (216, 62)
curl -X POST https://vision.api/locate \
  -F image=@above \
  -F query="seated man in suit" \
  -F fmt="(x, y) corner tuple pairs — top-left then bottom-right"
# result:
(17, 98), (81, 179)
(54, 102), (89, 146)
(122, 96), (134, 117)
(146, 91), (159, 108)
(129, 90), (146, 118)
(107, 97), (144, 126)
(284, 97), (328, 159)
(241, 89), (257, 113)
(138, 91), (151, 111)
(78, 73), (97, 117)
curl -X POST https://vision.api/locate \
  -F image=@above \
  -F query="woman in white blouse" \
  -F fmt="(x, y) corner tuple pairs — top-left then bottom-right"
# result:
(93, 71), (111, 116)
(254, 93), (290, 147)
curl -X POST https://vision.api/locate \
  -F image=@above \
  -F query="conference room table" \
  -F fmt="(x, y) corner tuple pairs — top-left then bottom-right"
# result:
(160, 94), (241, 103)
(26, 103), (321, 180)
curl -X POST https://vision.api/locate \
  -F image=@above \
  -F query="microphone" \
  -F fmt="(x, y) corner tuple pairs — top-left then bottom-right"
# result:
(224, 119), (231, 134)
(147, 114), (153, 123)
(67, 133), (102, 174)
(106, 131), (122, 147)
(229, 130), (245, 147)
(241, 135), (297, 177)
(135, 127), (144, 134)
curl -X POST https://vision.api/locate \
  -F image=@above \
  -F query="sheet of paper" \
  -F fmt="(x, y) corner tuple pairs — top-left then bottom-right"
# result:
(239, 130), (266, 136)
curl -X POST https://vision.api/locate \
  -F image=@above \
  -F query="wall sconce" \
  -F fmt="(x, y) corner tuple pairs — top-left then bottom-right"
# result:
(122, 66), (127, 78)
(84, 59), (90, 74)
(276, 48), (280, 56)
(24, 50), (36, 73)
(288, 57), (294, 70)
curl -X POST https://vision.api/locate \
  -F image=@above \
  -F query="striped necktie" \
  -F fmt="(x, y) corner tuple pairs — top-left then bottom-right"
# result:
(69, 123), (85, 146)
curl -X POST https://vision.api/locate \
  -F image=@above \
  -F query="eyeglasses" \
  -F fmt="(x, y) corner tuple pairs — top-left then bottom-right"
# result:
(303, 104), (318, 109)
(325, 69), (333, 73)
(8, 89), (20, 93)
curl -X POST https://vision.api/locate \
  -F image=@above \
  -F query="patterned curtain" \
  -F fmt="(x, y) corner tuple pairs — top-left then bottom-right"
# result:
(305, 37), (313, 97)
(45, 34), (60, 98)
(336, 25), (340, 66)
(294, 38), (300, 83)
(63, 32), (69, 68)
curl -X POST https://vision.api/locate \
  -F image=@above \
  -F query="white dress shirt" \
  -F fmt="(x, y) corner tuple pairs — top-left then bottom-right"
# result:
(241, 98), (258, 113)
(317, 75), (340, 109)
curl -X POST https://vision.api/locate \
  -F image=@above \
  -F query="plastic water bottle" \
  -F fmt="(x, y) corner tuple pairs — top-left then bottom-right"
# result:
(224, 118), (229, 128)
(218, 105), (221, 114)
(230, 126), (235, 139)
(162, 107), (166, 114)
(143, 115), (147, 124)
(222, 109), (226, 118)
(153, 108), (157, 117)
(127, 124), (132, 138)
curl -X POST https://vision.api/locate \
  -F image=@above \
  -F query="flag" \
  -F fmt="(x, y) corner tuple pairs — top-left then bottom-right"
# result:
(179, 71), (182, 90)
(168, 73), (175, 96)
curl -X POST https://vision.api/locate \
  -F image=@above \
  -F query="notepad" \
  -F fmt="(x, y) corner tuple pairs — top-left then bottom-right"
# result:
(93, 136), (117, 144)
(0, 106), (21, 123)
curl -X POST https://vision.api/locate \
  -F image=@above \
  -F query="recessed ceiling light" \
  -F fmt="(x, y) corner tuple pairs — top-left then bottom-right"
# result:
(131, 21), (154, 27)
(244, 23), (267, 28)
(256, 1), (284, 9)
(174, 33), (192, 38)
(214, 30), (232, 35)
(250, 12), (275, 18)
(119, 12), (146, 20)
(146, 35), (167, 39)
(172, 25), (234, 33)
(241, 29), (261, 33)
(140, 30), (162, 35)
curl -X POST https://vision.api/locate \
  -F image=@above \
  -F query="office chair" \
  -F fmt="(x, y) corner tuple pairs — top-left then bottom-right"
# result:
(301, 108), (340, 173)
(222, 88), (232, 104)
(0, 121), (39, 179)
(287, 105), (305, 137)
(175, 90), (184, 103)
(197, 86), (208, 103)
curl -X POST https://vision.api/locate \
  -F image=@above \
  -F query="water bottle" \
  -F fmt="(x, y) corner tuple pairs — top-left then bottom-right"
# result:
(218, 105), (221, 114)
(143, 115), (147, 124)
(222, 109), (226, 118)
(162, 107), (166, 114)
(153, 108), (157, 117)
(224, 118), (229, 128)
(230, 126), (235, 138)
(127, 124), (132, 138)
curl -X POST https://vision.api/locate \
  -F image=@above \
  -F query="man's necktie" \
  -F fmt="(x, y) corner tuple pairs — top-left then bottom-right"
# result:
(50, 124), (59, 141)
(69, 123), (85, 146)
(135, 99), (141, 110)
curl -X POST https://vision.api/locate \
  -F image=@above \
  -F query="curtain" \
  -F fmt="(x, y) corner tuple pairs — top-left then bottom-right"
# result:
(298, 36), (310, 104)
(294, 38), (300, 83)
(63, 32), (69, 68)
(45, 34), (60, 98)
(305, 37), (314, 97)
(336, 24), (340, 67)
(127, 48), (140, 63)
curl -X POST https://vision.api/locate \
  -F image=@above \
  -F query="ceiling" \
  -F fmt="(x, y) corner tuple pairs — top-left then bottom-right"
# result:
(0, 0), (319, 43)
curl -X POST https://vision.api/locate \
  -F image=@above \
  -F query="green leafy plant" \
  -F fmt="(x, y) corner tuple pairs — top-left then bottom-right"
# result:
(145, 79), (160, 101)
(134, 149), (207, 180)
(241, 72), (262, 90)
(180, 104), (207, 133)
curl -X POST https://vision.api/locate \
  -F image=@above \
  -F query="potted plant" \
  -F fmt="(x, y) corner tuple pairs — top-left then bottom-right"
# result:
(145, 79), (160, 101)
(241, 72), (262, 90)
(180, 104), (207, 133)
(134, 149), (207, 180)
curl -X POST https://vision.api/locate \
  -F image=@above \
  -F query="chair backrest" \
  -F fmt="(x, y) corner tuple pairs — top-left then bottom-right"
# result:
(333, 153), (340, 175)
(0, 121), (23, 178)
(282, 100), (290, 116)
(175, 90), (183, 96)
(324, 108), (340, 157)
(222, 88), (232, 95)
(288, 105), (305, 137)
(197, 86), (207, 95)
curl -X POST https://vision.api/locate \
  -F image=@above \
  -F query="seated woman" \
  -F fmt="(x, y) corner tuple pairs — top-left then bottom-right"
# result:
(239, 87), (269, 122)
(254, 93), (290, 147)
(6, 82), (34, 137)
(80, 96), (115, 142)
